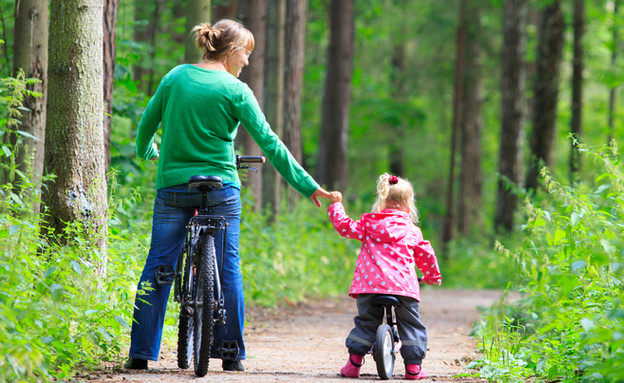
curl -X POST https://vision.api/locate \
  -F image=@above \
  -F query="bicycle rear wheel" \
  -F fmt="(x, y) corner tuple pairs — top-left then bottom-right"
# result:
(193, 233), (216, 377)
(374, 324), (395, 380)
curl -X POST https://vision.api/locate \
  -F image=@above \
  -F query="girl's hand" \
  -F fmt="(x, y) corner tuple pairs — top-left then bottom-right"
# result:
(310, 187), (332, 207)
(422, 277), (442, 286)
(329, 191), (342, 204)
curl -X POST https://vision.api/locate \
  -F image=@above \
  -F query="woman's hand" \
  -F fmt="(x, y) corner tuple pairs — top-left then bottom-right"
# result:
(310, 187), (332, 207)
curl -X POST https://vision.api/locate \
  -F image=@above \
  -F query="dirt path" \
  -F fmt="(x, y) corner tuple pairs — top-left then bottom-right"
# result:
(90, 289), (505, 382)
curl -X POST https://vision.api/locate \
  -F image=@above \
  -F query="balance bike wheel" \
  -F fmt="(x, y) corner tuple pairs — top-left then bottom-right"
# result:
(374, 324), (395, 380)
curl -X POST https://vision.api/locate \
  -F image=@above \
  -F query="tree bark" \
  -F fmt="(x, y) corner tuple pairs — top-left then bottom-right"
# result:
(495, 0), (527, 233)
(608, 0), (620, 144)
(103, 0), (118, 171)
(185, 0), (211, 64)
(316, 0), (353, 191)
(214, 0), (238, 20)
(263, 0), (286, 213)
(570, 0), (585, 182)
(237, 0), (266, 209)
(44, 0), (108, 274)
(526, 0), (564, 192)
(389, 43), (406, 177)
(442, 0), (466, 244)
(457, 0), (483, 236)
(12, 0), (48, 214)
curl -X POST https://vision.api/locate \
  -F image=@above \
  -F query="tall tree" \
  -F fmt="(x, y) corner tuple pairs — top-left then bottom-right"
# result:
(133, 0), (163, 95)
(185, 0), (211, 63)
(283, 0), (306, 165)
(495, 0), (528, 233)
(525, 0), (564, 192)
(282, 0), (306, 203)
(103, 0), (118, 170)
(389, 43), (406, 177)
(43, 0), (108, 273)
(607, 0), (620, 144)
(457, 0), (483, 236)
(11, 0), (48, 213)
(214, 0), (238, 20)
(569, 0), (585, 182)
(316, 0), (354, 191)
(263, 0), (285, 212)
(442, 0), (466, 244)
(237, 0), (266, 208)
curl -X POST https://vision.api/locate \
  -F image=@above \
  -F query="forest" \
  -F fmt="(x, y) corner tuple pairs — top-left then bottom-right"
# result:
(0, 0), (623, 381)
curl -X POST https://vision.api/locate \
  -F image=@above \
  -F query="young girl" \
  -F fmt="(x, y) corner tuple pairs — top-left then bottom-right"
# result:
(327, 173), (441, 380)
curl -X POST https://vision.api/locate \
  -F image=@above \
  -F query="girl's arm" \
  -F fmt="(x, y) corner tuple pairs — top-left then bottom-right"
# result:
(411, 228), (442, 285)
(327, 202), (364, 240)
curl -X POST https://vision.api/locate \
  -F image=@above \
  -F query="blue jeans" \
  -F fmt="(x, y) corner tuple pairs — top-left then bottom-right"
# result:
(128, 184), (245, 362)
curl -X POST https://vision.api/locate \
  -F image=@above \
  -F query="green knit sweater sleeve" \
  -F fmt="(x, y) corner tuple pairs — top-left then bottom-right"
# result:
(135, 79), (164, 161)
(233, 83), (319, 198)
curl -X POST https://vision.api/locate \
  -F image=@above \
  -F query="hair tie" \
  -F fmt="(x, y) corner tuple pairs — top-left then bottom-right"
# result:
(389, 175), (399, 185)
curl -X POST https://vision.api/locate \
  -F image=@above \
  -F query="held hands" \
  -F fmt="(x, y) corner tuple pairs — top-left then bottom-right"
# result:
(329, 191), (342, 204)
(310, 187), (333, 207)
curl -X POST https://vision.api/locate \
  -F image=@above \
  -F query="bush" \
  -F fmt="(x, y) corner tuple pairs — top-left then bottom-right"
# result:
(471, 144), (624, 382)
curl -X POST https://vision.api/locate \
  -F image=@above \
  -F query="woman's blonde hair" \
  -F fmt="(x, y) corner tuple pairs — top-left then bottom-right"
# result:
(192, 19), (255, 62)
(372, 173), (419, 224)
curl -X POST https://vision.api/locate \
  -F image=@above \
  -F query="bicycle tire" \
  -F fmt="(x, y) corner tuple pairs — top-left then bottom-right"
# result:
(193, 233), (216, 377)
(177, 251), (193, 370)
(374, 324), (395, 380)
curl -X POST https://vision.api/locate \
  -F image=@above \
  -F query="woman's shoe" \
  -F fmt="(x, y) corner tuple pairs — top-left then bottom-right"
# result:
(123, 357), (148, 370)
(222, 360), (245, 371)
(405, 364), (427, 380)
(340, 354), (364, 378)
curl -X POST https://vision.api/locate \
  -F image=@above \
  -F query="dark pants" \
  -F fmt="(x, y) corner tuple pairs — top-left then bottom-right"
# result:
(346, 294), (427, 365)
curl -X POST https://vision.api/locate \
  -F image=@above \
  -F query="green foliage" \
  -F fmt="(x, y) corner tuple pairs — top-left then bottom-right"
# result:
(471, 144), (624, 382)
(238, 193), (359, 306)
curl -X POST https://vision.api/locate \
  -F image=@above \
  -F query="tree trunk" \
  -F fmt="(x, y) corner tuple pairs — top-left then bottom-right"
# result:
(12, 0), (48, 214)
(389, 44), (406, 177)
(608, 0), (620, 144)
(526, 0), (564, 192)
(214, 0), (238, 20)
(457, 0), (483, 236)
(495, 0), (527, 233)
(282, 0), (306, 203)
(570, 0), (585, 182)
(103, 0), (118, 172)
(185, 0), (211, 64)
(237, 0), (266, 209)
(316, 0), (353, 191)
(442, 0), (466, 244)
(133, 0), (161, 95)
(44, 0), (108, 275)
(263, 0), (285, 214)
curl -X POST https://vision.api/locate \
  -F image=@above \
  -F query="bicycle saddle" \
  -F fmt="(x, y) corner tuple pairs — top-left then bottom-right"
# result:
(188, 175), (223, 192)
(371, 295), (401, 308)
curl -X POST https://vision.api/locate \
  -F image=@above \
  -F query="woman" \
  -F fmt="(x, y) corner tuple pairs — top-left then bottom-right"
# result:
(125, 19), (331, 371)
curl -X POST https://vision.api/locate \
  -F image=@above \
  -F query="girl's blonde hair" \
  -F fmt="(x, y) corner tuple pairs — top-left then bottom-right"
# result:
(372, 173), (419, 224)
(192, 19), (255, 62)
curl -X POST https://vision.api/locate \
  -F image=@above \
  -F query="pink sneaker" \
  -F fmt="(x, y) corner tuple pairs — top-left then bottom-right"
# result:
(405, 364), (427, 380)
(340, 354), (364, 378)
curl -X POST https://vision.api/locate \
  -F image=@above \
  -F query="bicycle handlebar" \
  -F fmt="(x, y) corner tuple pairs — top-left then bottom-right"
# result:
(236, 155), (266, 172)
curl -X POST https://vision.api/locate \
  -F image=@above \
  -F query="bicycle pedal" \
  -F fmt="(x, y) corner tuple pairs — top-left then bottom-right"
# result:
(155, 265), (175, 285)
(218, 340), (239, 361)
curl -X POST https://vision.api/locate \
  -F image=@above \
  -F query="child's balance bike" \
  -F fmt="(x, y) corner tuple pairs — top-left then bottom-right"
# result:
(370, 295), (402, 380)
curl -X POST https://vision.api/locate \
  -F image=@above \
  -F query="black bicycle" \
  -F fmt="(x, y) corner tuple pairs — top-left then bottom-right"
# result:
(173, 155), (265, 377)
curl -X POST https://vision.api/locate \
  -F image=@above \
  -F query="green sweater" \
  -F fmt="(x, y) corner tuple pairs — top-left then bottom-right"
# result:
(136, 64), (319, 198)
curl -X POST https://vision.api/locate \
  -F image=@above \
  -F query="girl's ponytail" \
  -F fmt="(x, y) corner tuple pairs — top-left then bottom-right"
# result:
(372, 173), (419, 224)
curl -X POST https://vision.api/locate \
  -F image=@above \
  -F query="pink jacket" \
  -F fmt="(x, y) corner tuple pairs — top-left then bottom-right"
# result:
(328, 202), (441, 301)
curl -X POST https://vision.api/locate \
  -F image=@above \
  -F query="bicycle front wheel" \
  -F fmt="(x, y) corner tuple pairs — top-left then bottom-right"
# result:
(193, 233), (216, 377)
